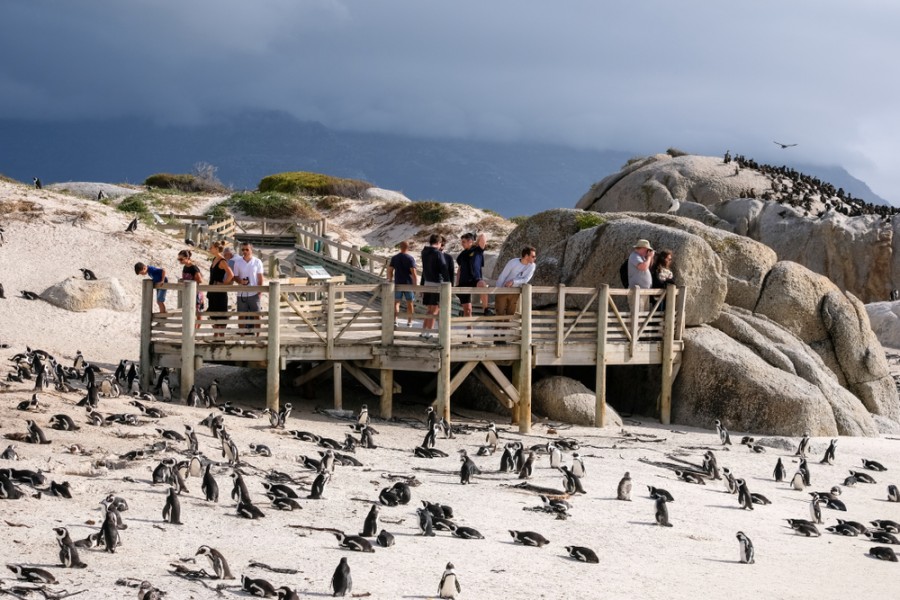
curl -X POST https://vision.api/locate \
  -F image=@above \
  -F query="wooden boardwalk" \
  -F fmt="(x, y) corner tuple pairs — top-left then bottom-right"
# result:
(140, 280), (686, 433)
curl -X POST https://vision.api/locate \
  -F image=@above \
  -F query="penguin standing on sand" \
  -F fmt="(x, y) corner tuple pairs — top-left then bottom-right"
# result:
(560, 465), (586, 494)
(736, 531), (755, 564)
(361, 504), (379, 537)
(809, 494), (822, 524)
(773, 458), (786, 482)
(331, 557), (352, 597)
(33, 177), (42, 189)
(617, 472), (632, 501)
(196, 545), (233, 579)
(485, 422), (499, 451)
(790, 471), (805, 491)
(736, 478), (754, 510)
(888, 484), (900, 502)
(416, 508), (435, 536)
(518, 451), (536, 479)
(162, 487), (182, 524)
(100, 508), (120, 553)
(796, 432), (810, 457)
(571, 453), (586, 478)
(54, 527), (87, 568)
(715, 419), (732, 445)
(547, 443), (562, 469)
(654, 495), (672, 527)
(438, 562), (461, 599)
(799, 459), (811, 486)
(499, 444), (515, 472)
(820, 439), (837, 464)
(308, 470), (330, 499)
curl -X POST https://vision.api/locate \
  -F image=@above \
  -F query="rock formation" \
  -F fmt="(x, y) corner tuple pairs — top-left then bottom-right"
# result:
(532, 376), (622, 428)
(42, 277), (132, 312)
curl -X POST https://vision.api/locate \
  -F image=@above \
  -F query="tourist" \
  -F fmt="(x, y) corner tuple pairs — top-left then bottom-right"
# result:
(177, 249), (204, 325)
(223, 246), (235, 270)
(207, 240), (235, 335)
(134, 261), (168, 313)
(420, 233), (448, 337)
(493, 246), (537, 316)
(652, 249), (676, 289)
(231, 242), (265, 331)
(628, 239), (655, 313)
(455, 232), (488, 317)
(387, 240), (417, 327)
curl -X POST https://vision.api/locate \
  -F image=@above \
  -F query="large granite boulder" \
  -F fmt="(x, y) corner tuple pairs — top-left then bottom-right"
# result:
(42, 277), (132, 312)
(533, 376), (623, 428)
(865, 301), (900, 350)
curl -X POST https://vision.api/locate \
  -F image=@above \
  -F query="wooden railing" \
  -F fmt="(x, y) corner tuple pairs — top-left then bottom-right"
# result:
(293, 229), (389, 277)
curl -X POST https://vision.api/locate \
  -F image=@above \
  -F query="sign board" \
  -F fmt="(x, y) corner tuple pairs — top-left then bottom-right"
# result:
(302, 265), (332, 280)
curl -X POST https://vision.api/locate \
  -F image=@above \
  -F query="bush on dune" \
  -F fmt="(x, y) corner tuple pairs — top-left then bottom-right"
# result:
(258, 171), (371, 198)
(229, 191), (320, 220)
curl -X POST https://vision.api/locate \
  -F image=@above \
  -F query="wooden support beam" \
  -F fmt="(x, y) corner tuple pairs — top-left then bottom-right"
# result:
(326, 282), (335, 360)
(660, 284), (677, 425)
(291, 360), (332, 387)
(449, 361), (479, 396)
(630, 285), (640, 358)
(343, 361), (383, 395)
(595, 284), (609, 428)
(436, 282), (452, 422)
(266, 280), (281, 411)
(380, 369), (394, 420)
(482, 360), (520, 405)
(473, 366), (513, 409)
(140, 279), (154, 392)
(333, 361), (343, 409)
(518, 283), (533, 433)
(180, 281), (197, 401)
(510, 362), (520, 424)
(555, 284), (566, 358)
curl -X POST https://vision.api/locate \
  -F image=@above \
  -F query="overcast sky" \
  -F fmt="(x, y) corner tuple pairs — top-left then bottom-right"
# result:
(2, 0), (898, 202)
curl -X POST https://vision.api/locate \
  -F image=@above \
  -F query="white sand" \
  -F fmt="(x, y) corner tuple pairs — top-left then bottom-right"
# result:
(1, 181), (899, 598)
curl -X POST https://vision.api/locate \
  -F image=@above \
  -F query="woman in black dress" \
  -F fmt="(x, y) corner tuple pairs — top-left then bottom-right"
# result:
(178, 249), (205, 328)
(207, 240), (234, 335)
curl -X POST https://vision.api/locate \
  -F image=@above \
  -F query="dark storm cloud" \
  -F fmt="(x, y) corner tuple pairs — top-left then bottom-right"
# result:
(1, 0), (898, 199)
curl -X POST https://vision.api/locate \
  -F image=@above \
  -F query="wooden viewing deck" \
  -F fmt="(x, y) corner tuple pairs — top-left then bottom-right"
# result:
(139, 280), (686, 433)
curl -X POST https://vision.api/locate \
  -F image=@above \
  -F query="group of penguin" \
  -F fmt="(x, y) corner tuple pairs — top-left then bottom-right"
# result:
(3, 349), (900, 599)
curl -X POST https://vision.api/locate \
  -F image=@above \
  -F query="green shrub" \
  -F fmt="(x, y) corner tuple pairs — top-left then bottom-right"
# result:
(315, 195), (345, 211)
(574, 212), (606, 230)
(509, 215), (529, 225)
(205, 201), (231, 220)
(258, 171), (371, 198)
(398, 200), (453, 225)
(666, 147), (690, 157)
(359, 245), (374, 267)
(144, 172), (226, 193)
(229, 191), (320, 219)
(117, 194), (151, 215)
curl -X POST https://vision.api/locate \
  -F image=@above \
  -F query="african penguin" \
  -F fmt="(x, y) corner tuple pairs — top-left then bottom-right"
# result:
(438, 562), (461, 599)
(196, 545), (233, 579)
(773, 457), (786, 482)
(565, 545), (599, 563)
(242, 574), (277, 597)
(162, 487), (182, 524)
(617, 472), (632, 501)
(736, 531), (755, 564)
(361, 504), (379, 537)
(7, 564), (57, 584)
(508, 530), (550, 546)
(888, 484), (900, 503)
(331, 556), (352, 596)
(869, 546), (898, 562)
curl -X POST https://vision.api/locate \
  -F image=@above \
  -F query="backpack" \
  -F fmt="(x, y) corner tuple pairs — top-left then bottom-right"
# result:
(619, 259), (629, 288)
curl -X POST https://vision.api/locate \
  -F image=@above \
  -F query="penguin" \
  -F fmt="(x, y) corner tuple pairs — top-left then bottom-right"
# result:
(331, 556), (352, 596)
(792, 522), (821, 537)
(862, 458), (887, 472)
(870, 520), (900, 533)
(675, 470), (707, 485)
(416, 508), (435, 536)
(308, 471), (330, 500)
(320, 449), (336, 474)
(261, 482), (298, 499)
(152, 458), (175, 485)
(836, 519), (868, 534)
(100, 509), (120, 553)
(866, 531), (900, 544)
(156, 428), (186, 442)
(736, 478), (754, 510)
(499, 444), (515, 473)
(360, 426), (377, 449)
(236, 499), (265, 519)
(79, 268), (97, 281)
(48, 480), (72, 498)
(450, 524), (485, 539)
(54, 527), (86, 568)
(7, 564), (57, 584)
(565, 545), (599, 563)
(162, 487), (182, 525)
(795, 432), (810, 457)
(485, 422), (499, 451)
(560, 465), (586, 494)
(509, 530), (550, 547)
(798, 459), (811, 486)
(736, 531), (755, 564)
(571, 453), (586, 478)
(647, 486), (674, 502)
(231, 470), (250, 502)
(334, 532), (374, 553)
(1, 445), (18, 460)
(518, 451), (536, 479)
(357, 526), (385, 551)
(33, 177), (42, 189)
(360, 504), (379, 537)
(653, 493), (674, 527)
(547, 443), (562, 468)
(773, 457), (786, 482)
(869, 546), (899, 562)
(16, 394), (39, 411)
(378, 487), (400, 507)
(702, 451), (720, 480)
(826, 524), (858, 536)
(849, 470), (877, 484)
(160, 377), (172, 402)
(888, 484), (900, 503)
(249, 443), (272, 457)
(184, 425), (199, 454)
(438, 562), (461, 599)
(25, 420), (50, 444)
(274, 587), (299, 600)
(422, 423), (438, 449)
(196, 545), (233, 579)
(138, 581), (163, 600)
(820, 439), (837, 465)
(809, 494), (822, 524)
(715, 419), (732, 445)
(617, 472), (632, 501)
(49, 414), (79, 431)
(357, 404), (370, 428)
(242, 574), (277, 597)
(390, 481), (411, 505)
(125, 218), (138, 233)
(459, 450), (479, 485)
(790, 471), (806, 491)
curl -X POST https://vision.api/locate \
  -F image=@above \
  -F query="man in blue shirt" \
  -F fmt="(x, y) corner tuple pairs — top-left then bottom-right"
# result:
(387, 241), (418, 327)
(456, 232), (488, 317)
(134, 262), (168, 313)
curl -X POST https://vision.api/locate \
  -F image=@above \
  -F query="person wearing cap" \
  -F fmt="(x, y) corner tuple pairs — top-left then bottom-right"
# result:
(628, 239), (655, 312)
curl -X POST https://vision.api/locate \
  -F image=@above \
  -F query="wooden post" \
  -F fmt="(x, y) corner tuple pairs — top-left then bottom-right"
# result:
(139, 279), (154, 392)
(629, 285), (640, 357)
(660, 284), (677, 424)
(333, 362), (343, 409)
(268, 255), (277, 279)
(436, 282), (452, 422)
(266, 281), (281, 412)
(326, 282), (335, 360)
(555, 284), (566, 358)
(675, 285), (687, 340)
(518, 284), (533, 433)
(183, 223), (191, 245)
(380, 282), (395, 419)
(180, 280), (197, 401)
(595, 284), (609, 427)
(510, 362), (520, 425)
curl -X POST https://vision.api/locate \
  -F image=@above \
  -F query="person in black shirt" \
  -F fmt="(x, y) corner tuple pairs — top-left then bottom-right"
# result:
(456, 232), (487, 317)
(177, 249), (204, 327)
(387, 240), (418, 327)
(420, 233), (447, 336)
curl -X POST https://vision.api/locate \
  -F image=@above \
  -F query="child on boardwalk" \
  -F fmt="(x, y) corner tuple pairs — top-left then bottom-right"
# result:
(134, 262), (168, 313)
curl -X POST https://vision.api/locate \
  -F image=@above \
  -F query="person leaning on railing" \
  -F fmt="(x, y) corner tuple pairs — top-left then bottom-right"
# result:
(493, 246), (537, 316)
(231, 242), (265, 331)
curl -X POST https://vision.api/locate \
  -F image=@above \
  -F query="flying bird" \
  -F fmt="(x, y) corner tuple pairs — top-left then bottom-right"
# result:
(773, 141), (798, 149)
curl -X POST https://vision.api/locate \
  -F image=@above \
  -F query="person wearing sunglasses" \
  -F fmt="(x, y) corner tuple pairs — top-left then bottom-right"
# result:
(231, 243), (264, 331)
